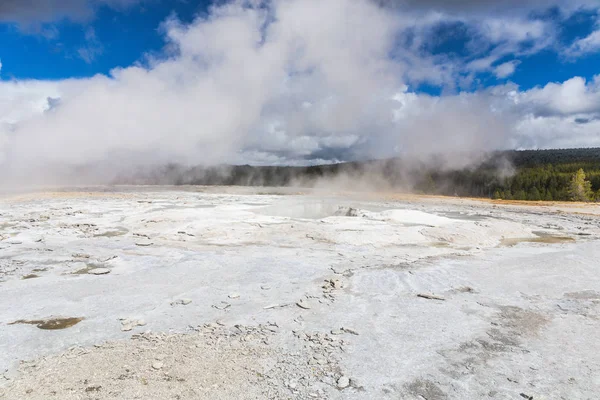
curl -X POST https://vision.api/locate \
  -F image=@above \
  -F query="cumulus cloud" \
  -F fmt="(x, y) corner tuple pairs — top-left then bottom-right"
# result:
(0, 0), (600, 185)
(516, 76), (600, 116)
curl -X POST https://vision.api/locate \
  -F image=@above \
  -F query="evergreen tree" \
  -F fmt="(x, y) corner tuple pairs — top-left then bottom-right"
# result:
(528, 187), (541, 201)
(568, 168), (593, 201)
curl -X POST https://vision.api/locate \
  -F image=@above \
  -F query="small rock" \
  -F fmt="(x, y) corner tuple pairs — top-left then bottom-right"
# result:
(331, 329), (343, 335)
(263, 304), (281, 309)
(337, 376), (350, 389)
(120, 318), (146, 331)
(261, 285), (271, 290)
(152, 362), (163, 370)
(228, 293), (240, 299)
(341, 327), (359, 335)
(171, 298), (192, 306)
(296, 300), (311, 310)
(88, 268), (111, 275)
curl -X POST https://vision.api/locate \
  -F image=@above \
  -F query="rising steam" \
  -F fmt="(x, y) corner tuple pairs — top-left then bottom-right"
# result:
(0, 0), (525, 186)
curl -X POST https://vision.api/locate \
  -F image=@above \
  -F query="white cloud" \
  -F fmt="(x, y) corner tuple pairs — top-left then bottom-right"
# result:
(1, 0), (600, 184)
(494, 60), (520, 78)
(516, 76), (600, 116)
(78, 27), (103, 63)
(566, 29), (600, 57)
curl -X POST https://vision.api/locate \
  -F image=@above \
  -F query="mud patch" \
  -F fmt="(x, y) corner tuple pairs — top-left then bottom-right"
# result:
(9, 317), (84, 330)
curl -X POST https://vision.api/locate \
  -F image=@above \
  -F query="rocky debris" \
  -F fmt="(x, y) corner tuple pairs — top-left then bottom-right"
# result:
(88, 268), (111, 275)
(296, 299), (312, 309)
(212, 302), (231, 310)
(120, 318), (146, 332)
(334, 207), (359, 217)
(2, 322), (348, 400)
(341, 327), (359, 336)
(71, 253), (91, 259)
(337, 375), (350, 389)
(417, 293), (446, 301)
(0, 260), (22, 279)
(151, 362), (163, 370)
(170, 298), (192, 306)
(177, 231), (195, 237)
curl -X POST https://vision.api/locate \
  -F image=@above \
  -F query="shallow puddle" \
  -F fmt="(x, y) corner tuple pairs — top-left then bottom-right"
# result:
(71, 263), (103, 275)
(500, 235), (575, 247)
(436, 211), (492, 221)
(9, 317), (84, 330)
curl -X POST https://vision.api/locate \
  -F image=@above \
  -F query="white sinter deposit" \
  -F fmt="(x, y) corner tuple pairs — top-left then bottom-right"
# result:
(0, 186), (599, 399)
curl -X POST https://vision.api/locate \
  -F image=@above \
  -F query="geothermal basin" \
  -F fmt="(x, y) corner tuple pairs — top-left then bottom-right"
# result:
(0, 186), (599, 399)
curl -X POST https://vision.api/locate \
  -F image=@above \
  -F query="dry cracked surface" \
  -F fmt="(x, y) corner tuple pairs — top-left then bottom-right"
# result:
(1, 323), (355, 400)
(1, 186), (600, 399)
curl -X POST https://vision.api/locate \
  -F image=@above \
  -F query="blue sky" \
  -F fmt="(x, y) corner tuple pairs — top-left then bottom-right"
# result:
(0, 0), (599, 174)
(0, 1), (597, 90)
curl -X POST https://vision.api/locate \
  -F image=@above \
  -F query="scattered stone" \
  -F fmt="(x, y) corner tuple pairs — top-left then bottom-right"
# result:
(135, 242), (153, 247)
(296, 300), (312, 310)
(261, 285), (271, 290)
(152, 362), (164, 370)
(264, 304), (282, 310)
(417, 293), (446, 301)
(520, 393), (533, 400)
(88, 268), (111, 275)
(171, 299), (192, 306)
(72, 253), (91, 259)
(228, 293), (240, 299)
(212, 302), (231, 310)
(337, 376), (350, 389)
(330, 329), (344, 335)
(341, 327), (359, 335)
(120, 319), (146, 332)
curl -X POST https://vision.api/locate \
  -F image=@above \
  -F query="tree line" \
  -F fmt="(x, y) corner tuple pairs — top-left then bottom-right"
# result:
(115, 148), (600, 202)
